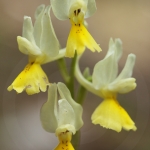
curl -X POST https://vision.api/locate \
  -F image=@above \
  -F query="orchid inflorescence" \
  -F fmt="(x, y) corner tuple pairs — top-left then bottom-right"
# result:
(7, 0), (137, 149)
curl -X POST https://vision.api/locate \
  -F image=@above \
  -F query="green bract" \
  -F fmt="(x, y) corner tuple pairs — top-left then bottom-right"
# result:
(40, 82), (83, 135)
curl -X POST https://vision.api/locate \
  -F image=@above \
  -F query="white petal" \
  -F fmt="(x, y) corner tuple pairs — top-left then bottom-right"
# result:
(108, 78), (137, 93)
(40, 84), (58, 133)
(34, 4), (45, 20)
(84, 0), (97, 18)
(50, 0), (75, 20)
(40, 6), (59, 57)
(92, 53), (118, 89)
(105, 38), (122, 62)
(57, 82), (83, 131)
(57, 99), (75, 130)
(112, 54), (136, 83)
(114, 38), (123, 61)
(22, 16), (35, 44)
(33, 6), (45, 48)
(17, 36), (41, 55)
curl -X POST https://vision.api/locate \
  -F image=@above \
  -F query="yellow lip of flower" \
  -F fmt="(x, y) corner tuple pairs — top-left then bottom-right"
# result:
(51, 0), (101, 57)
(66, 20), (102, 57)
(7, 63), (49, 95)
(91, 98), (137, 132)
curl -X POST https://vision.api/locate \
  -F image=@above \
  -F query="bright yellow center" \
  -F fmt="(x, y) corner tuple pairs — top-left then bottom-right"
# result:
(7, 62), (49, 95)
(54, 131), (74, 150)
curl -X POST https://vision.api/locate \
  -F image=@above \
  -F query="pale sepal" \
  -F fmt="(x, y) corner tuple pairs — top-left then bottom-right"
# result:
(50, 0), (76, 20)
(84, 0), (97, 18)
(17, 36), (41, 55)
(104, 38), (122, 62)
(57, 99), (75, 131)
(108, 78), (137, 94)
(40, 5), (59, 57)
(92, 53), (118, 90)
(57, 82), (83, 131)
(33, 6), (45, 48)
(22, 16), (34, 43)
(34, 4), (45, 19)
(113, 54), (136, 83)
(40, 84), (58, 133)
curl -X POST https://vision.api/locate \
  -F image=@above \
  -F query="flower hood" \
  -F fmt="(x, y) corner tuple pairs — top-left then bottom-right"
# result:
(18, 5), (60, 64)
(40, 82), (83, 135)
(75, 38), (136, 98)
(50, 0), (97, 20)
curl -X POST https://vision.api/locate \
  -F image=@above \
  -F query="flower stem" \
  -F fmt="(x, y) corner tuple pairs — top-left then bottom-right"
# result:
(68, 51), (77, 99)
(71, 130), (80, 150)
(76, 68), (92, 105)
(57, 58), (70, 83)
(76, 85), (87, 105)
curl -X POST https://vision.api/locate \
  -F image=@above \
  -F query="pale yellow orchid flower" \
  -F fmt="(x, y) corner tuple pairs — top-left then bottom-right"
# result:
(7, 5), (65, 95)
(50, 0), (102, 57)
(75, 38), (137, 132)
(40, 83), (83, 150)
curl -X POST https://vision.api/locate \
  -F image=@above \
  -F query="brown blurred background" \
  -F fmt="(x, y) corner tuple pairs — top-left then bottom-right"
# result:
(0, 0), (150, 150)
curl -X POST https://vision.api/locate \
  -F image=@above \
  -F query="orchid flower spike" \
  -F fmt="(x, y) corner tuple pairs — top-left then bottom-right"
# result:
(50, 0), (102, 57)
(75, 38), (137, 132)
(40, 83), (83, 150)
(7, 5), (66, 95)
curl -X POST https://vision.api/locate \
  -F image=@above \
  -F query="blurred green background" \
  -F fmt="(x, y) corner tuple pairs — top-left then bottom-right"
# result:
(0, 0), (150, 149)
